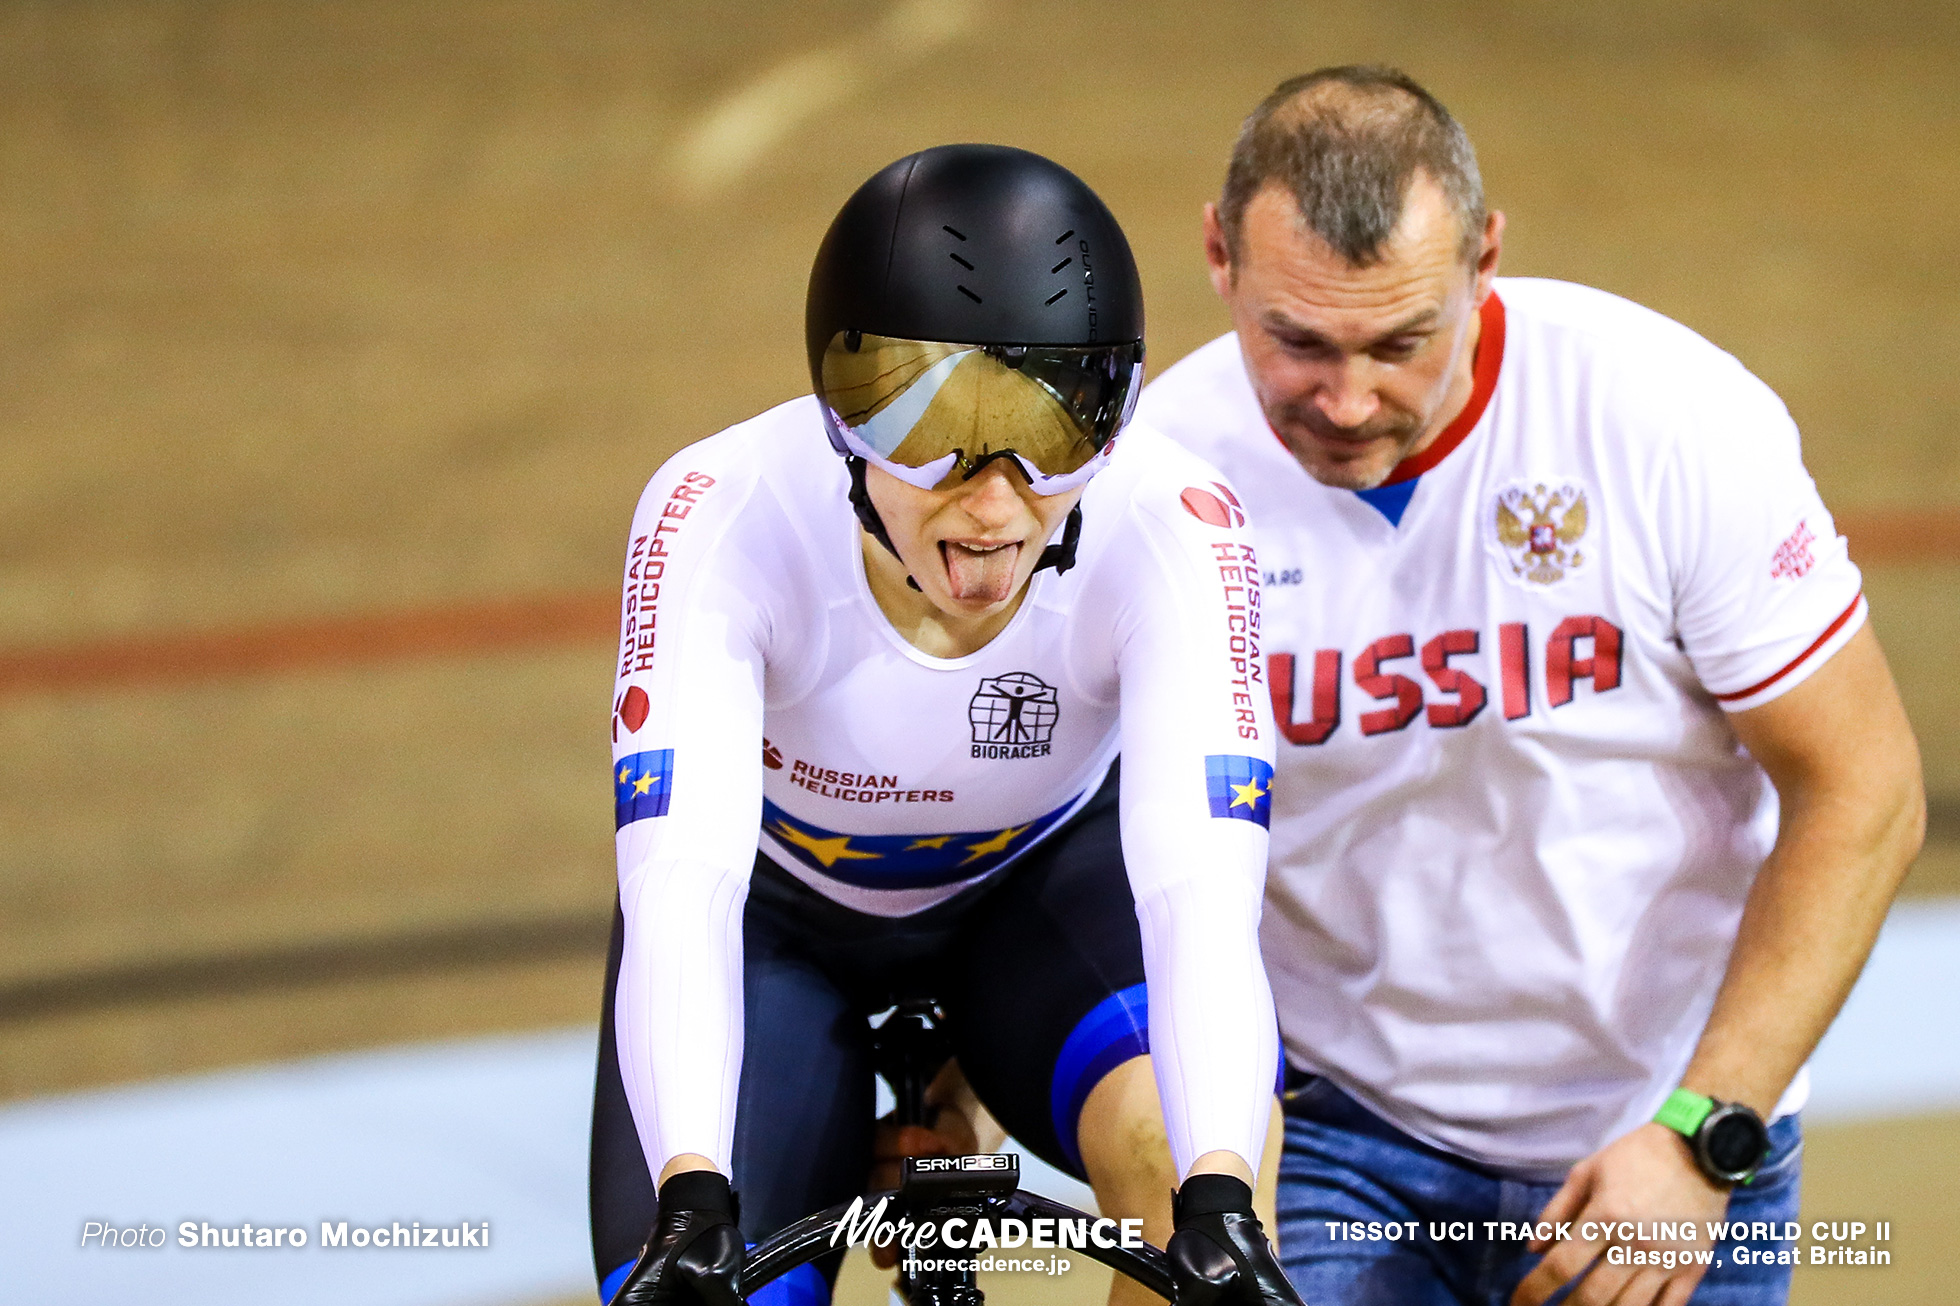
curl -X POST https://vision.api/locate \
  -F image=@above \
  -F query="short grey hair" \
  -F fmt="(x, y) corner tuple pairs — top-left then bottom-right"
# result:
(1219, 65), (1486, 268)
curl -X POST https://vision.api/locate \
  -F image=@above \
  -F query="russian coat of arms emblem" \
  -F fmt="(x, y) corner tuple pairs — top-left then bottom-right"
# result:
(1489, 480), (1591, 587)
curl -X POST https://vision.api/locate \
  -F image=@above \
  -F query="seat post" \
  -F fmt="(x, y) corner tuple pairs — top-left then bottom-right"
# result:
(870, 998), (951, 1129)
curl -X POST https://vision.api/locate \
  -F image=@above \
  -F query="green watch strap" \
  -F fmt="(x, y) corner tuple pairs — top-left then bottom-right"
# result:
(1654, 1088), (1716, 1137)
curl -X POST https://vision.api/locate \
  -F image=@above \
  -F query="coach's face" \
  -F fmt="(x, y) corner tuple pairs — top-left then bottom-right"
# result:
(1204, 173), (1503, 490)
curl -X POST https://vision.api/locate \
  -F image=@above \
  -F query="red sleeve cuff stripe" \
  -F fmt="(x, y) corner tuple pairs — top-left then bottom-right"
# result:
(1711, 593), (1864, 703)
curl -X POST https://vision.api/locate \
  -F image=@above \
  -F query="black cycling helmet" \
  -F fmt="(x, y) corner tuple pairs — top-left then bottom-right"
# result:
(806, 144), (1146, 576)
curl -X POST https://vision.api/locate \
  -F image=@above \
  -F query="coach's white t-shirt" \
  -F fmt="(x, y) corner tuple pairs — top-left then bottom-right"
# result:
(1139, 277), (1864, 1175)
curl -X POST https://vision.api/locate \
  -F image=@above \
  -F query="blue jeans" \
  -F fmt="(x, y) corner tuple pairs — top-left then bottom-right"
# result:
(1277, 1075), (1803, 1306)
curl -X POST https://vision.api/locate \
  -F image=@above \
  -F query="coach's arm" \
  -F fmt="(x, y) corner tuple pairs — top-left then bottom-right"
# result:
(1515, 622), (1926, 1306)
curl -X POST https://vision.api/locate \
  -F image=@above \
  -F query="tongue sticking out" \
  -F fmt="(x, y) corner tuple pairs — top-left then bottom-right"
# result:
(941, 541), (1022, 604)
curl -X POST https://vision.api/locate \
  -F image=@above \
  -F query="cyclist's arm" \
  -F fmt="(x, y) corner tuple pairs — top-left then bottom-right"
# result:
(1104, 459), (1280, 1181)
(610, 452), (771, 1182)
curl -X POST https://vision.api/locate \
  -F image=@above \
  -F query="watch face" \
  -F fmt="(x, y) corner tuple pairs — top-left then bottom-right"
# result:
(1704, 1109), (1770, 1177)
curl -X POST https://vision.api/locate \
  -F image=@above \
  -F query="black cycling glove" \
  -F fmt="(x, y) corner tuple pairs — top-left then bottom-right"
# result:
(1166, 1174), (1305, 1306)
(616, 1170), (746, 1306)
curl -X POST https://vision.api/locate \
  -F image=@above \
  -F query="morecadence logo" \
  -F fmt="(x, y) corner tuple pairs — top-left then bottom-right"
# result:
(828, 1195), (1142, 1256)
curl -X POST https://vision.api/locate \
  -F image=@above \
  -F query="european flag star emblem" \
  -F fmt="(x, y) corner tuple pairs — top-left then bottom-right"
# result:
(614, 750), (675, 828)
(1206, 754), (1274, 828)
(758, 795), (1080, 890)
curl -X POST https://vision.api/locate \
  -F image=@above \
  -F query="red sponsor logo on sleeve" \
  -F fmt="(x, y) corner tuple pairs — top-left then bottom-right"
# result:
(1181, 482), (1245, 528)
(1770, 521), (1816, 580)
(612, 685), (651, 740)
(619, 471), (718, 676)
(1211, 541), (1263, 740)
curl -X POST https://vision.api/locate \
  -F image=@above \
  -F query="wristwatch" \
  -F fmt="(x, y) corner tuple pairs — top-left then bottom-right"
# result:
(1653, 1088), (1770, 1185)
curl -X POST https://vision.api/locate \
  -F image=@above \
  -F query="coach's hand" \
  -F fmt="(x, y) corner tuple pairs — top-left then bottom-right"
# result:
(1167, 1173), (1304, 1306)
(618, 1170), (746, 1306)
(1511, 1122), (1730, 1306)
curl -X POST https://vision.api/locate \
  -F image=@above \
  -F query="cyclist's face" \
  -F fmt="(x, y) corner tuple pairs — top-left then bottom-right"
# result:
(863, 459), (1084, 616)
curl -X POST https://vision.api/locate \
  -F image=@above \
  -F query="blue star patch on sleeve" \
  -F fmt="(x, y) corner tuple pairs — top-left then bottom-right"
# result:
(614, 750), (675, 828)
(1205, 754), (1274, 828)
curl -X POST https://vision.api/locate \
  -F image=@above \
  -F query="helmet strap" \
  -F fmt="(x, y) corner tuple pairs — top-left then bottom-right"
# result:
(846, 456), (1085, 590)
(1035, 505), (1083, 577)
(846, 456), (922, 591)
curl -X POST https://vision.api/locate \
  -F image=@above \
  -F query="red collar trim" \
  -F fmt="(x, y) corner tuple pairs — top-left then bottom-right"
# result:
(1379, 289), (1506, 486)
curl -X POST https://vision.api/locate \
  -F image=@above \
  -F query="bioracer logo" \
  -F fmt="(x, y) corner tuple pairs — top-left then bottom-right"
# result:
(969, 672), (1059, 758)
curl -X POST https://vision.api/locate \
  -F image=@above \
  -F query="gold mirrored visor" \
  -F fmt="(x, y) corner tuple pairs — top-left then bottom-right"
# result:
(817, 332), (1142, 492)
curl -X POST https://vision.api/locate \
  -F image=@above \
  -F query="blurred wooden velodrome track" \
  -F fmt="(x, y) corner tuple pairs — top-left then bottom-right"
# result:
(1, 1), (1956, 1303)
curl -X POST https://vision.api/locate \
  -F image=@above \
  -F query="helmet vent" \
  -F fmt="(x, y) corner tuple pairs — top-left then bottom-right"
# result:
(807, 147), (1141, 386)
